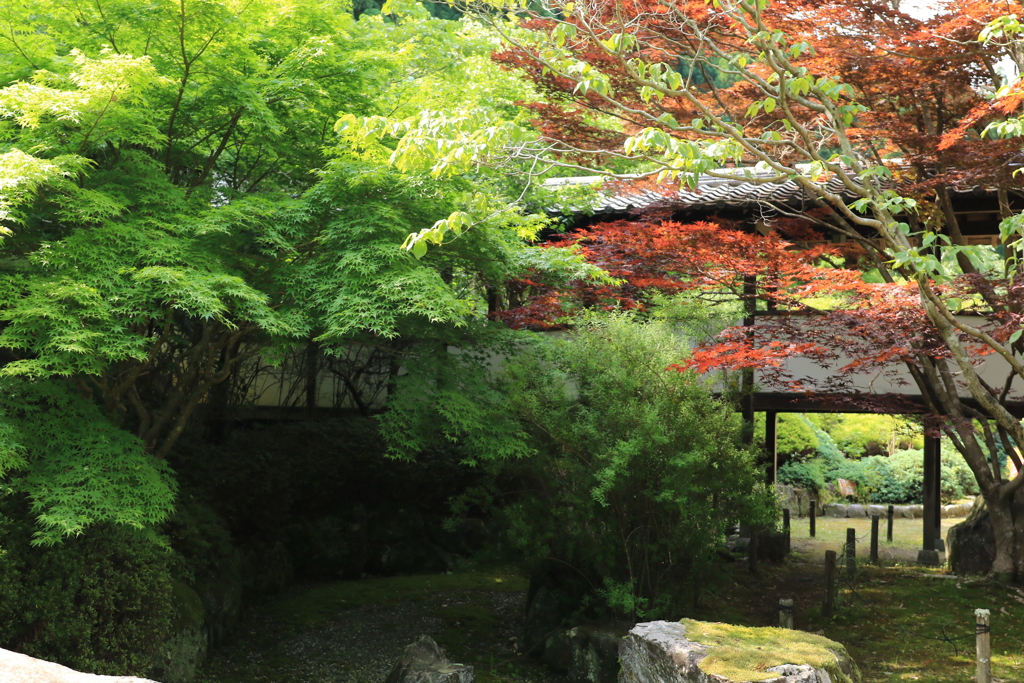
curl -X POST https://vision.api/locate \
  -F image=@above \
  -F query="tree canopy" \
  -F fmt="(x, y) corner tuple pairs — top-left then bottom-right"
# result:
(341, 0), (1024, 580)
(0, 0), (606, 542)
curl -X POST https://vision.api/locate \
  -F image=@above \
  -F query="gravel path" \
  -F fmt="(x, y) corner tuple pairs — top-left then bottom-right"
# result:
(197, 580), (559, 683)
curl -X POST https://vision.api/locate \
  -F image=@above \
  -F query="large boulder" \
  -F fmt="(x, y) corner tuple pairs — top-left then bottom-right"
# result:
(619, 620), (860, 683)
(150, 580), (207, 683)
(0, 648), (157, 683)
(384, 635), (473, 683)
(568, 625), (626, 683)
(947, 496), (996, 576)
(521, 560), (589, 656)
(193, 550), (243, 648)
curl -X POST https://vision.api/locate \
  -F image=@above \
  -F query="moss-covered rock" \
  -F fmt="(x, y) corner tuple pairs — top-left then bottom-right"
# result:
(194, 549), (243, 648)
(150, 580), (207, 683)
(619, 620), (860, 683)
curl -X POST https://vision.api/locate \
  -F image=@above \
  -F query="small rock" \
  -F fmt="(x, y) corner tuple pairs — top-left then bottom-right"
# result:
(384, 635), (473, 683)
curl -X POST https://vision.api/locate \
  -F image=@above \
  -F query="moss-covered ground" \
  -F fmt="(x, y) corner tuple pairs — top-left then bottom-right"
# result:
(197, 519), (1024, 683)
(684, 516), (1024, 683)
(681, 620), (856, 683)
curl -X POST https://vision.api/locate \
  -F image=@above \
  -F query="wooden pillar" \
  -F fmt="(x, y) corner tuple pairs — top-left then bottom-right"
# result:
(922, 435), (941, 551)
(766, 411), (778, 485)
(741, 275), (756, 447)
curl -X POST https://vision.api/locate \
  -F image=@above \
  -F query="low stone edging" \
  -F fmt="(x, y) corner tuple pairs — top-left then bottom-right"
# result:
(814, 502), (972, 519)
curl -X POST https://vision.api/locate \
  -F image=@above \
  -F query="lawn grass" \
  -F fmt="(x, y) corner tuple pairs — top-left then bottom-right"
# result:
(788, 514), (962, 563)
(684, 515), (1024, 683)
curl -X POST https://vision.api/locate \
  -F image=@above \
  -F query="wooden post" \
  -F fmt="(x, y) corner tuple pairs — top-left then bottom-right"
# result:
(779, 598), (794, 629)
(870, 515), (879, 564)
(923, 435), (940, 551)
(766, 411), (778, 485)
(976, 608), (991, 683)
(887, 504), (894, 543)
(783, 508), (791, 555)
(823, 550), (837, 618)
(846, 528), (857, 576)
(809, 500), (816, 538)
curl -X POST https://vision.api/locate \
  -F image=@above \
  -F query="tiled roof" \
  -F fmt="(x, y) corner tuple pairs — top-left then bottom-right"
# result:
(544, 173), (860, 215)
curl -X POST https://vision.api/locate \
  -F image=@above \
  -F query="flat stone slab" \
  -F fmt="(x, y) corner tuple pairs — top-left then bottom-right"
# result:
(0, 649), (157, 683)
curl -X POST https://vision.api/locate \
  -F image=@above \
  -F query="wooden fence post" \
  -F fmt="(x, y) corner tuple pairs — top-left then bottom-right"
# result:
(887, 504), (894, 543)
(779, 598), (794, 629)
(871, 515), (879, 564)
(976, 608), (991, 683)
(823, 550), (837, 618)
(846, 528), (857, 576)
(809, 500), (816, 538)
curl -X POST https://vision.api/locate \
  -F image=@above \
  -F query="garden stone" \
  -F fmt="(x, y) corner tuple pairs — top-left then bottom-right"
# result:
(150, 580), (207, 683)
(941, 505), (956, 519)
(522, 560), (589, 657)
(724, 535), (748, 553)
(194, 549), (243, 648)
(568, 626), (624, 683)
(947, 496), (996, 576)
(522, 586), (563, 656)
(543, 631), (572, 674)
(385, 635), (473, 683)
(905, 505), (923, 519)
(823, 504), (847, 518)
(0, 648), (158, 683)
(867, 505), (886, 518)
(846, 504), (866, 519)
(618, 620), (860, 683)
(775, 485), (799, 518)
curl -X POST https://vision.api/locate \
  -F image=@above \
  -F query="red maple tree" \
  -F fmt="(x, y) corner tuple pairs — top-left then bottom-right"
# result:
(481, 0), (1024, 580)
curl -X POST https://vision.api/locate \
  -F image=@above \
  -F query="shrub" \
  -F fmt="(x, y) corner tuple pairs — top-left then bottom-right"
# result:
(0, 494), (172, 676)
(757, 413), (820, 458)
(500, 315), (776, 619)
(777, 459), (826, 490)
